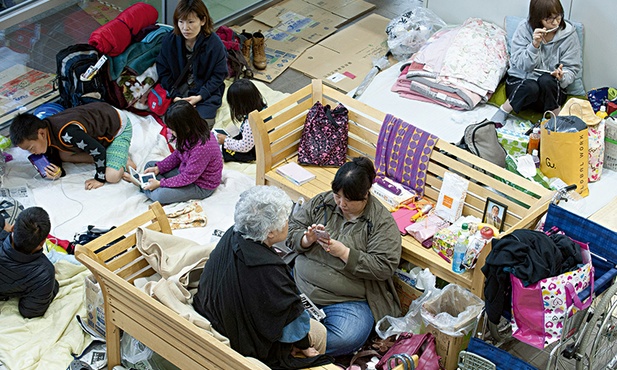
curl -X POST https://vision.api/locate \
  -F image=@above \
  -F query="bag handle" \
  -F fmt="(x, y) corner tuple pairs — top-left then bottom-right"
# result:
(542, 110), (558, 133)
(564, 268), (594, 311)
(169, 43), (203, 96)
(324, 103), (347, 127)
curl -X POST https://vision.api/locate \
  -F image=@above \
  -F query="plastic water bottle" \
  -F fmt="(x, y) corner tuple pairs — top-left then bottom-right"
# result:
(531, 149), (540, 168)
(527, 127), (541, 154)
(596, 105), (608, 119)
(452, 224), (468, 274)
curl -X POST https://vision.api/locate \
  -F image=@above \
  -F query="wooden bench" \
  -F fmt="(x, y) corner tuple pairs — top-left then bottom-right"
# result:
(75, 202), (340, 370)
(249, 79), (553, 297)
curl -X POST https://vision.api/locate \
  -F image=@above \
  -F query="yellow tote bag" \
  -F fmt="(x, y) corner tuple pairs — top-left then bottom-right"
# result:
(539, 112), (589, 197)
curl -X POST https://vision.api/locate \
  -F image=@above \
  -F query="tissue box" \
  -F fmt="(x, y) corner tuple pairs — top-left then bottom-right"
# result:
(370, 180), (416, 211)
(497, 129), (529, 158)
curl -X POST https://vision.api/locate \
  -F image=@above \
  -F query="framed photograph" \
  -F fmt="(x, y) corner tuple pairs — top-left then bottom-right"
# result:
(483, 198), (508, 231)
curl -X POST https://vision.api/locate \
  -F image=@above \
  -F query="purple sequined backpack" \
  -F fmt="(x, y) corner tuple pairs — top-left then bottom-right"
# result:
(298, 101), (349, 166)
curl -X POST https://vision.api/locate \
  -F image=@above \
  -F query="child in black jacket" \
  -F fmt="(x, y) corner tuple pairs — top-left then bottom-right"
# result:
(0, 207), (58, 318)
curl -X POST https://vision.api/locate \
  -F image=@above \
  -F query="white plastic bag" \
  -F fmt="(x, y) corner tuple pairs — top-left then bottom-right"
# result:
(420, 284), (484, 337)
(376, 268), (440, 338)
(386, 6), (447, 61)
(121, 333), (153, 367)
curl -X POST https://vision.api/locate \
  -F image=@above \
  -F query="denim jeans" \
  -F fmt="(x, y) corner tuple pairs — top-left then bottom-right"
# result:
(142, 161), (215, 204)
(321, 300), (374, 356)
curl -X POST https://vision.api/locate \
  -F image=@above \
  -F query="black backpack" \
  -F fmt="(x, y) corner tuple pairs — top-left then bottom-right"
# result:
(456, 119), (507, 168)
(55, 44), (108, 108)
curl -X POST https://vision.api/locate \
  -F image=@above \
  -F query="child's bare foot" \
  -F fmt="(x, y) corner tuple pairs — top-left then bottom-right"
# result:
(291, 346), (319, 358)
(122, 158), (137, 183)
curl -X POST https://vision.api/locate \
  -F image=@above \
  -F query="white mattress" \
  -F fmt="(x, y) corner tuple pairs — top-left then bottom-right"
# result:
(351, 61), (617, 219)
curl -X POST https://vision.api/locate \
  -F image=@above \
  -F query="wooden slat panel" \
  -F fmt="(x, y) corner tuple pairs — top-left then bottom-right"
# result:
(347, 112), (383, 134)
(271, 130), (303, 157)
(268, 116), (305, 143)
(116, 258), (150, 280)
(272, 145), (302, 166)
(348, 136), (377, 159)
(106, 247), (142, 272)
(264, 99), (312, 133)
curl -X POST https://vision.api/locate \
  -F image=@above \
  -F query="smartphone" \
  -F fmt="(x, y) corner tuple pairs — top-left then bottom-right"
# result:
(315, 229), (330, 240)
(28, 154), (51, 177)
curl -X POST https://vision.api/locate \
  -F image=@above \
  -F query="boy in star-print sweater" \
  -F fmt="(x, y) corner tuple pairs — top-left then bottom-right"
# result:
(10, 102), (133, 190)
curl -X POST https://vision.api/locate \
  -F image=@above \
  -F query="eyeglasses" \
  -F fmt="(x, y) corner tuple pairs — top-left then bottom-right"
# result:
(544, 14), (563, 22)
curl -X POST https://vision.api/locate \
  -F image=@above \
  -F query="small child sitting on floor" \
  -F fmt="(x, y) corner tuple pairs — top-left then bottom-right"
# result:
(216, 79), (267, 163)
(138, 100), (223, 205)
(0, 207), (58, 318)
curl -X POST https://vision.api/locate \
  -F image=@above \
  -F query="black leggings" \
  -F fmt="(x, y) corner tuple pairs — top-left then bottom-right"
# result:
(505, 73), (567, 113)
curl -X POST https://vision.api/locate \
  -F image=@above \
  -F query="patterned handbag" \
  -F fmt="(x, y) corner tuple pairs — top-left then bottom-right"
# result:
(297, 101), (348, 166)
(510, 231), (593, 349)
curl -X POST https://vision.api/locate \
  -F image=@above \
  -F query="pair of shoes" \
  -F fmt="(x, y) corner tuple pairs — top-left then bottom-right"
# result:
(240, 29), (267, 71)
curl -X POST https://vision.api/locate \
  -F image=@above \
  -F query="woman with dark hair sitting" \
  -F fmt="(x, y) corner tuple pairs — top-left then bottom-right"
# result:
(193, 186), (331, 369)
(287, 157), (402, 356)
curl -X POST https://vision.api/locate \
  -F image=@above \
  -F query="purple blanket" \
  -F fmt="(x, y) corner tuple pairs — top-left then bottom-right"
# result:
(375, 114), (438, 197)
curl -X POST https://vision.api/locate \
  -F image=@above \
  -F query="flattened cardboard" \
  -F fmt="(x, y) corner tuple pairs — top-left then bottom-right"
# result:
(254, 0), (345, 44)
(232, 20), (312, 83)
(291, 14), (390, 93)
(303, 0), (375, 21)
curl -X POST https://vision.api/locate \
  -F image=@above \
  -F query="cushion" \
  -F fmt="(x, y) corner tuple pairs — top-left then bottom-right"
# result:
(504, 15), (585, 96)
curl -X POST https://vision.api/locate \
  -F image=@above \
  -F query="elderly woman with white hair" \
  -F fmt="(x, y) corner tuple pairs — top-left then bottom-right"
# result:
(193, 185), (331, 369)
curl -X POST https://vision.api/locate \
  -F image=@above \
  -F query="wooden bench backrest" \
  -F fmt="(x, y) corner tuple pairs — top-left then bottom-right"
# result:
(249, 80), (550, 229)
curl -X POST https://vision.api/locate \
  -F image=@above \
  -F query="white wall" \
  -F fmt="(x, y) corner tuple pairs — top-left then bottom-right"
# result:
(425, 0), (614, 92)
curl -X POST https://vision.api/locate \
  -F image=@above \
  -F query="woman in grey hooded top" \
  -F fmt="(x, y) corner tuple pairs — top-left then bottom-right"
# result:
(492, 0), (582, 125)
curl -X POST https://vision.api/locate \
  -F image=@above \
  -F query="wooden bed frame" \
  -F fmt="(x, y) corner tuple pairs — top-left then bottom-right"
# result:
(248, 79), (553, 296)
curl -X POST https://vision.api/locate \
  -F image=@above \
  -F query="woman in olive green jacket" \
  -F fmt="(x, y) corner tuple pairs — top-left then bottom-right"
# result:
(287, 157), (402, 356)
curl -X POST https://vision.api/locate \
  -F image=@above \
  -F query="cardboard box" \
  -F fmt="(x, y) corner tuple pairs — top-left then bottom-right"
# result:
(393, 274), (423, 314)
(304, 0), (375, 21)
(232, 20), (312, 83)
(84, 274), (106, 338)
(254, 0), (345, 44)
(423, 323), (474, 370)
(291, 14), (390, 93)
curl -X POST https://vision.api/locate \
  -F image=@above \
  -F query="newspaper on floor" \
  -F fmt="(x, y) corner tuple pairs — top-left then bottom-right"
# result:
(0, 186), (36, 208)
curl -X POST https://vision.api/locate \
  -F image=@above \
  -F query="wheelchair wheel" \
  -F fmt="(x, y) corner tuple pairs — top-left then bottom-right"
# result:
(575, 283), (617, 370)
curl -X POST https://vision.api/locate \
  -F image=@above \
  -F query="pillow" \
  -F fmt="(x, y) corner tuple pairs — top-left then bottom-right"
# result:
(504, 15), (585, 96)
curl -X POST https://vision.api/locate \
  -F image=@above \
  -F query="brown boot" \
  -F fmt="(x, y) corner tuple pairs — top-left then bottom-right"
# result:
(240, 29), (253, 63)
(252, 31), (267, 70)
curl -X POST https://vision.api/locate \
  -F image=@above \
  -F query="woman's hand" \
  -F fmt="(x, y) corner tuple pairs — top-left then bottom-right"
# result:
(301, 224), (325, 248)
(216, 133), (227, 145)
(44, 163), (62, 180)
(318, 237), (350, 263)
(532, 27), (546, 48)
(143, 178), (160, 191)
(144, 166), (160, 175)
(551, 63), (564, 80)
(291, 346), (319, 358)
(181, 95), (202, 106)
(85, 178), (104, 190)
